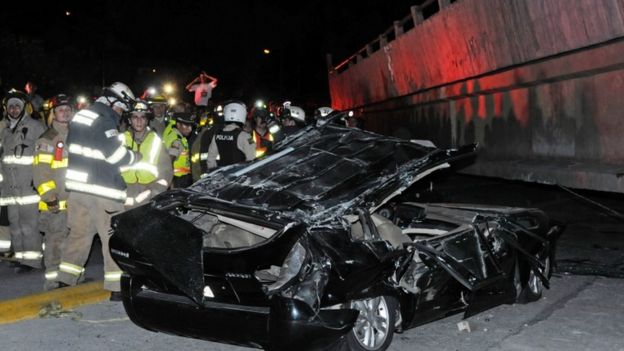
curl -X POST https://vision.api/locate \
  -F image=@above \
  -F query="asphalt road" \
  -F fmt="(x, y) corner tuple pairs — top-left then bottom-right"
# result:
(0, 274), (622, 350)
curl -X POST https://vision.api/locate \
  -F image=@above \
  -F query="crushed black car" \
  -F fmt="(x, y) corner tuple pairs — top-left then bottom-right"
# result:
(110, 117), (561, 351)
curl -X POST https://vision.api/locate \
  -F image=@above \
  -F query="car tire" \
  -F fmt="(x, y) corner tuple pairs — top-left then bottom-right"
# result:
(343, 295), (397, 351)
(516, 255), (551, 303)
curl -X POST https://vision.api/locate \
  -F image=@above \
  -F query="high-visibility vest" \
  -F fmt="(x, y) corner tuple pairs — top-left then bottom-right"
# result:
(163, 124), (190, 177)
(253, 129), (274, 158)
(121, 130), (162, 184)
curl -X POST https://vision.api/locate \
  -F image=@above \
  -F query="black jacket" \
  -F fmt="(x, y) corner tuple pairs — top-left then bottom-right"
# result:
(65, 102), (136, 202)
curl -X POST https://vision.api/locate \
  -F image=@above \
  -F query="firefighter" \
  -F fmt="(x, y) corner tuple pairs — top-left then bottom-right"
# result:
(56, 82), (139, 300)
(0, 89), (46, 272)
(251, 108), (274, 158)
(121, 100), (172, 208)
(281, 105), (306, 135)
(313, 106), (334, 126)
(146, 94), (168, 136)
(33, 94), (73, 289)
(206, 101), (255, 170)
(163, 112), (194, 188)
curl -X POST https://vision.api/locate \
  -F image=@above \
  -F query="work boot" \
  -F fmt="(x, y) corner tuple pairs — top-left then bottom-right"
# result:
(109, 291), (122, 302)
(45, 281), (70, 291)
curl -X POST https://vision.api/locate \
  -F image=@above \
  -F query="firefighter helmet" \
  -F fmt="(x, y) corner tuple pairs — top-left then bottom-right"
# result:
(103, 82), (135, 111)
(49, 94), (74, 110)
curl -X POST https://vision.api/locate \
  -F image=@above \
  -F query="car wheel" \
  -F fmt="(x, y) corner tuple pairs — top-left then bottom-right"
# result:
(345, 296), (397, 351)
(516, 255), (551, 303)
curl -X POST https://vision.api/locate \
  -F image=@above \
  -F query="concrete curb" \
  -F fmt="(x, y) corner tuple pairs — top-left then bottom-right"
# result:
(0, 281), (110, 324)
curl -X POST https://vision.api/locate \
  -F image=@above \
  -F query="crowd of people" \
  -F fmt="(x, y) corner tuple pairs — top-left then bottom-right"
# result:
(0, 76), (349, 300)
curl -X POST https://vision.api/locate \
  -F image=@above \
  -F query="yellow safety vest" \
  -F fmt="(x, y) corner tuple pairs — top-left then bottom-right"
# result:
(163, 123), (190, 177)
(121, 130), (162, 184)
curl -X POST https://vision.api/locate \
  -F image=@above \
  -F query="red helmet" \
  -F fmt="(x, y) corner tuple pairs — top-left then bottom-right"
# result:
(49, 94), (73, 110)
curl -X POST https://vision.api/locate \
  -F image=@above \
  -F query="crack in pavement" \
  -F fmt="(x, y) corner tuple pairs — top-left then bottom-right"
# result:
(484, 276), (598, 351)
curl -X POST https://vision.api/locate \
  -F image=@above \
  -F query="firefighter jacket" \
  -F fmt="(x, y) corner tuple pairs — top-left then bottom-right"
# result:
(121, 127), (172, 204)
(0, 113), (46, 206)
(206, 123), (255, 169)
(33, 121), (69, 211)
(163, 123), (191, 177)
(65, 102), (137, 202)
(252, 128), (274, 158)
(190, 125), (216, 182)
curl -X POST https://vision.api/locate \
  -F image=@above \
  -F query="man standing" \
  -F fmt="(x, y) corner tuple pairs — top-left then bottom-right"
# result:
(33, 94), (73, 289)
(146, 94), (168, 136)
(163, 112), (195, 188)
(185, 72), (217, 107)
(206, 101), (256, 170)
(0, 90), (46, 272)
(121, 100), (172, 208)
(56, 82), (139, 300)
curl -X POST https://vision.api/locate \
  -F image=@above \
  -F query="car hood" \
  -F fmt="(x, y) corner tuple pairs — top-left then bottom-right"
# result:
(184, 124), (476, 223)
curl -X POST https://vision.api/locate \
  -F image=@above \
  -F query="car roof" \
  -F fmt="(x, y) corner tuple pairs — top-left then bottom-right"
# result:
(190, 123), (476, 223)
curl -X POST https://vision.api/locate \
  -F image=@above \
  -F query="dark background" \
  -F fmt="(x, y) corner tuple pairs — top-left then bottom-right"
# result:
(0, 0), (420, 106)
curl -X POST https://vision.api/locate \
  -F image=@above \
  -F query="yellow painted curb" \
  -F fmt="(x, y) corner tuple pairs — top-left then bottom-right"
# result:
(0, 281), (110, 324)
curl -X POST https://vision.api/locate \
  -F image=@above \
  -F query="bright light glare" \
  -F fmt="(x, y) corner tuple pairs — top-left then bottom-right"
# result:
(77, 96), (87, 104)
(163, 83), (174, 94)
(168, 98), (177, 106)
(147, 87), (157, 95)
(348, 110), (354, 117)
(255, 100), (264, 108)
(263, 49), (271, 54)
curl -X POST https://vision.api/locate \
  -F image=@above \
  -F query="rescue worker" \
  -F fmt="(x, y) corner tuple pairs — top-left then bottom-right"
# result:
(190, 123), (216, 182)
(0, 89), (46, 272)
(56, 82), (139, 300)
(163, 112), (194, 188)
(206, 101), (255, 170)
(251, 108), (274, 158)
(313, 106), (334, 126)
(121, 100), (172, 208)
(147, 94), (168, 136)
(33, 94), (73, 289)
(281, 105), (306, 135)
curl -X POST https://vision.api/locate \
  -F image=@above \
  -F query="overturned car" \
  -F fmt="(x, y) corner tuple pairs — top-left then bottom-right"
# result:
(110, 119), (561, 351)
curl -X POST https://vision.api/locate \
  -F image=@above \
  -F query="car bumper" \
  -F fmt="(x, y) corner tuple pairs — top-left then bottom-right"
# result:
(121, 276), (358, 350)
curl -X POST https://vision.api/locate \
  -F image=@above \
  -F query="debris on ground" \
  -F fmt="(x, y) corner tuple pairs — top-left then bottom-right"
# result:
(457, 320), (472, 333)
(38, 301), (83, 321)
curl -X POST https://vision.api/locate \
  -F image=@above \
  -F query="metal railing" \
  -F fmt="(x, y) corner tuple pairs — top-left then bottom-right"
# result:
(329, 0), (456, 74)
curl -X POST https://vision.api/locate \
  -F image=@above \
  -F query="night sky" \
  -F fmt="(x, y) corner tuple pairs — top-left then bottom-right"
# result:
(1, 1), (420, 107)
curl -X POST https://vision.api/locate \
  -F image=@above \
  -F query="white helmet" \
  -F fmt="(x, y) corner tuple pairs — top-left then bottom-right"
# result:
(315, 106), (333, 118)
(104, 82), (135, 111)
(288, 106), (306, 123)
(223, 101), (247, 124)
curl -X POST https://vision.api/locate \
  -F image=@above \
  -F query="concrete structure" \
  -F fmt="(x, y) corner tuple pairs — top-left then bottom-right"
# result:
(328, 0), (624, 193)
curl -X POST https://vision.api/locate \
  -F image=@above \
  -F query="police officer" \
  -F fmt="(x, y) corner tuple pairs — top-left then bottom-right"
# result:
(121, 100), (172, 208)
(163, 112), (194, 188)
(206, 101), (255, 170)
(33, 94), (73, 289)
(57, 82), (139, 300)
(0, 89), (46, 272)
